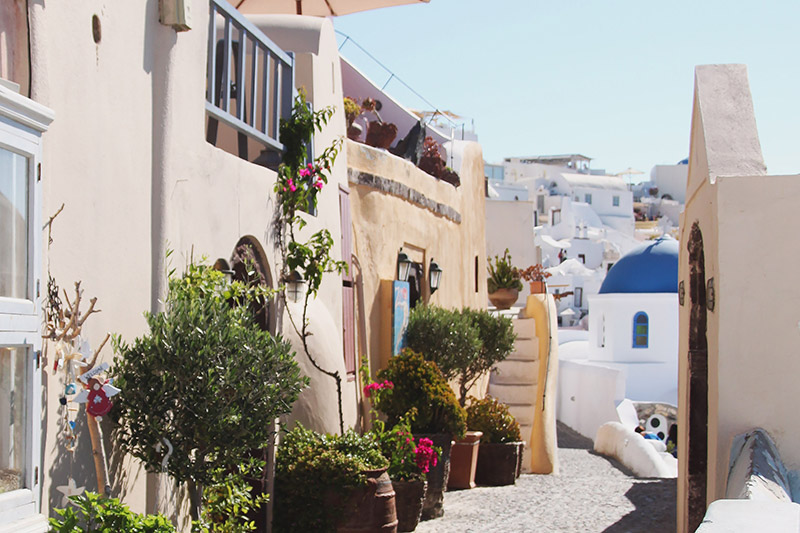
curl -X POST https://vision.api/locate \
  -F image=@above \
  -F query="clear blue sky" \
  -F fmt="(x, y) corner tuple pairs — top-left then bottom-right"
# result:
(333, 0), (799, 176)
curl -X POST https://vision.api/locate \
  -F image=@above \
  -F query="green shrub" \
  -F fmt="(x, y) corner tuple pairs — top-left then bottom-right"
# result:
(405, 306), (516, 406)
(405, 305), (480, 382)
(375, 349), (466, 438)
(466, 396), (521, 444)
(273, 425), (388, 532)
(192, 459), (268, 533)
(49, 491), (175, 533)
(113, 261), (307, 518)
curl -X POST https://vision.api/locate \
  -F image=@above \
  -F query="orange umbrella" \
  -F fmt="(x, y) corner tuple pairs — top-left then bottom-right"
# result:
(235, 0), (429, 16)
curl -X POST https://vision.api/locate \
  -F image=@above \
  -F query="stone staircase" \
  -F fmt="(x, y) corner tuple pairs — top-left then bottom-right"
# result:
(488, 317), (539, 472)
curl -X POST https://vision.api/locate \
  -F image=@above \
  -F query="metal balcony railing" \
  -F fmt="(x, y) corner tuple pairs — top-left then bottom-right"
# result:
(206, 0), (294, 158)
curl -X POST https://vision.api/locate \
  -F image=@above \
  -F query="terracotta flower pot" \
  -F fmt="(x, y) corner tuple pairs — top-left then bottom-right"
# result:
(414, 433), (452, 520)
(392, 479), (427, 532)
(488, 288), (519, 310)
(475, 442), (523, 486)
(529, 280), (547, 294)
(365, 121), (398, 149)
(335, 467), (398, 533)
(447, 431), (482, 490)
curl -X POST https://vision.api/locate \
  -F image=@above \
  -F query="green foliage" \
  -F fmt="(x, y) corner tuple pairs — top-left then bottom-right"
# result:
(112, 261), (307, 491)
(343, 97), (360, 126)
(49, 491), (175, 533)
(405, 305), (481, 383)
(405, 306), (516, 406)
(466, 396), (521, 444)
(273, 424), (387, 532)
(285, 229), (345, 298)
(375, 350), (466, 438)
(487, 248), (523, 293)
(192, 459), (269, 533)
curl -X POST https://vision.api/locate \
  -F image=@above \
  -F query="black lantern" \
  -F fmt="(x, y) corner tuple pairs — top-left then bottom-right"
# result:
(429, 259), (442, 293)
(286, 270), (307, 303)
(397, 249), (411, 282)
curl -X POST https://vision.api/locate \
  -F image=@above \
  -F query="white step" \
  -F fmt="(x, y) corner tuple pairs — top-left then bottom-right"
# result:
(508, 338), (538, 360)
(506, 403), (536, 427)
(513, 318), (536, 339)
(491, 359), (539, 385)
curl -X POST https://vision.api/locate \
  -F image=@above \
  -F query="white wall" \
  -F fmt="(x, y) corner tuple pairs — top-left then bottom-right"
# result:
(651, 164), (688, 203)
(587, 293), (678, 404)
(557, 359), (625, 440)
(486, 199), (537, 306)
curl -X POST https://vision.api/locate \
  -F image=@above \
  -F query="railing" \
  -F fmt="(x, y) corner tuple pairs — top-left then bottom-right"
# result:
(206, 0), (295, 158)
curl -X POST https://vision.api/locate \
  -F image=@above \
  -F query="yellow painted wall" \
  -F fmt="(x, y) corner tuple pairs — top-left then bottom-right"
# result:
(347, 140), (488, 380)
(523, 294), (559, 474)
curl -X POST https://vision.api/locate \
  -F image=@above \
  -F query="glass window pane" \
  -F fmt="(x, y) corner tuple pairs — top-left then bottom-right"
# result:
(0, 148), (30, 299)
(0, 347), (28, 493)
(635, 336), (647, 346)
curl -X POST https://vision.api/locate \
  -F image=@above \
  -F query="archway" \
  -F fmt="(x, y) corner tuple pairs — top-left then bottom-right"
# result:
(230, 235), (276, 334)
(687, 221), (708, 531)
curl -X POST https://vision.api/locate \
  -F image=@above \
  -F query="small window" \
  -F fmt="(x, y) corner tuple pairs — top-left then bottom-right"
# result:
(613, 195), (620, 207)
(578, 254), (586, 264)
(633, 312), (649, 348)
(599, 315), (605, 347)
(551, 209), (561, 226)
(574, 287), (583, 307)
(584, 193), (592, 204)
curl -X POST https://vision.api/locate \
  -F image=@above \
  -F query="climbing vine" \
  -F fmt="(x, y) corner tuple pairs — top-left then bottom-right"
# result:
(275, 91), (348, 434)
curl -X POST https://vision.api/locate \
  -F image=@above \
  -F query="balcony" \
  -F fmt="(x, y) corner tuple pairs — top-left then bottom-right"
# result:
(206, 0), (295, 163)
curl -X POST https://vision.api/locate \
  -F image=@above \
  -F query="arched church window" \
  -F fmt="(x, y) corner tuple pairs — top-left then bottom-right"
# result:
(633, 312), (649, 348)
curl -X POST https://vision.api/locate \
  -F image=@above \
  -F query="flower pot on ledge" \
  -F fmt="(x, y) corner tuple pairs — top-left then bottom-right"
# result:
(365, 121), (398, 149)
(447, 431), (482, 490)
(529, 281), (547, 294)
(475, 441), (523, 486)
(488, 288), (518, 310)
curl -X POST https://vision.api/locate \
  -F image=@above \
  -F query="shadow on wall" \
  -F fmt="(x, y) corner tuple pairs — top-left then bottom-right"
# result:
(602, 480), (677, 533)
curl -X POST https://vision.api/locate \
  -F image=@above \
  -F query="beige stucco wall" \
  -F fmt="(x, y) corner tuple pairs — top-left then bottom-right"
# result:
(347, 139), (488, 380)
(29, 0), (354, 521)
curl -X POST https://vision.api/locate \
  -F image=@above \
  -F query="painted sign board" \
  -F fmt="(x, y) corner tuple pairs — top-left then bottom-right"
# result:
(392, 281), (410, 356)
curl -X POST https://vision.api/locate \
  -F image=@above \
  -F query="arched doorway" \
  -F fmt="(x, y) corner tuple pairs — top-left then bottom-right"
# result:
(687, 221), (709, 531)
(229, 235), (275, 334)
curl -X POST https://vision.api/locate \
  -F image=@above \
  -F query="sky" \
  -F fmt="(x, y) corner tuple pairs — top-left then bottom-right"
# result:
(333, 0), (800, 177)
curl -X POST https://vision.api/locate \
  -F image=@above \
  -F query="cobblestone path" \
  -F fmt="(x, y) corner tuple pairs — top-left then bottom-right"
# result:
(415, 423), (676, 533)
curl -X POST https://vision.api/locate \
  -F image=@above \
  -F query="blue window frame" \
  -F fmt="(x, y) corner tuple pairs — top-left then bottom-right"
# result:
(633, 312), (649, 348)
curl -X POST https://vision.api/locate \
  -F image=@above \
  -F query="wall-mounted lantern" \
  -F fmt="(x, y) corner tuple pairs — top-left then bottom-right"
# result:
(429, 259), (442, 294)
(397, 249), (411, 282)
(678, 280), (685, 306)
(286, 270), (306, 303)
(213, 258), (235, 284)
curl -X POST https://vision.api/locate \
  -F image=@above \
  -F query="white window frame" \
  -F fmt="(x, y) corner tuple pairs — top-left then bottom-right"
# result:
(0, 84), (53, 533)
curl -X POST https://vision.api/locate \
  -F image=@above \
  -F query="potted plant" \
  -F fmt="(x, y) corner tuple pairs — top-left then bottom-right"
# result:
(361, 97), (398, 149)
(405, 306), (516, 490)
(374, 349), (466, 520)
(487, 249), (523, 309)
(416, 137), (460, 186)
(343, 96), (362, 140)
(112, 261), (307, 522)
(273, 424), (394, 533)
(467, 396), (523, 486)
(520, 263), (552, 294)
(369, 409), (440, 532)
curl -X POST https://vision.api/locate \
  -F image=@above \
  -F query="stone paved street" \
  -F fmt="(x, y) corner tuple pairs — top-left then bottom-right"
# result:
(415, 423), (676, 533)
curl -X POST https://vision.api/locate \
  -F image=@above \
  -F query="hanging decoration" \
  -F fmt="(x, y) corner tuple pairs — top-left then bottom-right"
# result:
(45, 278), (116, 499)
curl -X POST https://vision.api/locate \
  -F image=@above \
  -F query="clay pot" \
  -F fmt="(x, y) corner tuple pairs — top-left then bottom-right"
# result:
(365, 121), (398, 149)
(392, 479), (427, 532)
(475, 442), (523, 486)
(447, 431), (482, 490)
(488, 288), (519, 310)
(336, 467), (398, 533)
(347, 122), (363, 141)
(414, 433), (453, 520)
(529, 280), (547, 294)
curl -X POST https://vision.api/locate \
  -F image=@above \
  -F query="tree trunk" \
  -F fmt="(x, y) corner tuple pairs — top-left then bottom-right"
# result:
(187, 479), (203, 523)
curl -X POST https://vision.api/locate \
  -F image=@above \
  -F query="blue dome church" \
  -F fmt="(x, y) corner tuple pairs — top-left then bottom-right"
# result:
(587, 237), (680, 405)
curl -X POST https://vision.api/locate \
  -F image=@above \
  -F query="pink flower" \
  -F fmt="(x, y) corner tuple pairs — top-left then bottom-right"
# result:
(288, 178), (297, 192)
(313, 180), (323, 190)
(299, 168), (311, 178)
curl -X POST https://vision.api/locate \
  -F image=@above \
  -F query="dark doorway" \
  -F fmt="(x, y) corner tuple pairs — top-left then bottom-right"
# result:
(687, 221), (709, 532)
(230, 236), (275, 334)
(407, 263), (423, 308)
